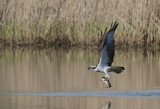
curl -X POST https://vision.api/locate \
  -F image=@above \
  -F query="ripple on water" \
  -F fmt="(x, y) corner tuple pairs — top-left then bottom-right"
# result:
(1, 90), (160, 98)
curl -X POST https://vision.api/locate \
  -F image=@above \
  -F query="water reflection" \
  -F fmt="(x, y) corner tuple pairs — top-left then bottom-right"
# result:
(0, 48), (160, 109)
(0, 48), (160, 91)
(103, 102), (111, 109)
(0, 96), (160, 109)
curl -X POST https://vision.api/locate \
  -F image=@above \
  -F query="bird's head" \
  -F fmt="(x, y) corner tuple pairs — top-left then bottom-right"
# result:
(88, 66), (96, 70)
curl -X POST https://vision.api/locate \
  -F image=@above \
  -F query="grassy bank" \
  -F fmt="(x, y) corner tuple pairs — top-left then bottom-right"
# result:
(0, 0), (159, 47)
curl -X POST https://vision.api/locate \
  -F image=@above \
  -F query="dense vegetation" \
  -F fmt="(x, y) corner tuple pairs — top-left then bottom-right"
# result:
(0, 0), (159, 47)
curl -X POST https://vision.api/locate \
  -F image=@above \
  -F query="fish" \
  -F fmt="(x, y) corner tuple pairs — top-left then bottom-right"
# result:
(101, 77), (112, 88)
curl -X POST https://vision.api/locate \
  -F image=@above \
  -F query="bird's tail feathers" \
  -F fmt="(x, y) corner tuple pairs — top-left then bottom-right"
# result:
(108, 66), (125, 74)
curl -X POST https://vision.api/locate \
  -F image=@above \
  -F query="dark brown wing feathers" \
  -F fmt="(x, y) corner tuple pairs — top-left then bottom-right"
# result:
(109, 21), (119, 32)
(97, 21), (118, 51)
(97, 21), (118, 64)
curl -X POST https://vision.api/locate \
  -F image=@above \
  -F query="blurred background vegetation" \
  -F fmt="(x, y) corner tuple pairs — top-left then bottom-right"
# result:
(0, 0), (159, 47)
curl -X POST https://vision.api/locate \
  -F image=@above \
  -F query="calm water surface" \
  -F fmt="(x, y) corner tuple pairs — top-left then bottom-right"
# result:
(0, 48), (160, 109)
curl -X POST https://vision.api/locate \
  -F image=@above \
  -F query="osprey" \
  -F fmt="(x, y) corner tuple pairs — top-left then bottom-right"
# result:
(88, 21), (125, 88)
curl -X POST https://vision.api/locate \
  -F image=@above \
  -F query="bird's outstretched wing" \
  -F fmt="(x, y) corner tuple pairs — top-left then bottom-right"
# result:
(97, 22), (119, 66)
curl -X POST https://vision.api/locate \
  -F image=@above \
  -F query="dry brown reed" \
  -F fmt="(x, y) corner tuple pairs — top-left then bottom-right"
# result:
(0, 0), (159, 47)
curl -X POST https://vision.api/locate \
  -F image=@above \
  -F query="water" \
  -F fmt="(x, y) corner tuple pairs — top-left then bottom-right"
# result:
(0, 47), (160, 109)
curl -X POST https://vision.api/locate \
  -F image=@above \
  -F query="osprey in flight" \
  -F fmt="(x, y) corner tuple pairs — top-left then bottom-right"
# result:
(88, 22), (125, 88)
